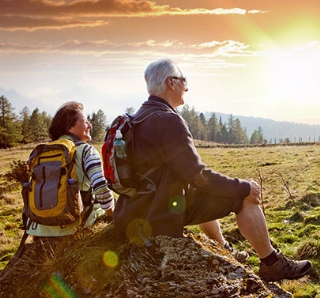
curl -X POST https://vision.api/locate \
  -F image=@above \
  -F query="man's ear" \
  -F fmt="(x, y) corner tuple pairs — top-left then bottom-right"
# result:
(167, 77), (174, 90)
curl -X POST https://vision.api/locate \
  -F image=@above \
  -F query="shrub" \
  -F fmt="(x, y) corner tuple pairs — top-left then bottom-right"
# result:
(4, 160), (29, 184)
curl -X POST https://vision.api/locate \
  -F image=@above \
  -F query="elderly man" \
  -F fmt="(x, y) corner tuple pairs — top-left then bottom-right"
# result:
(113, 58), (312, 282)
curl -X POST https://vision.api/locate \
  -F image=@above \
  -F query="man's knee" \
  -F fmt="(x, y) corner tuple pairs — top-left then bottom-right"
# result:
(237, 198), (261, 214)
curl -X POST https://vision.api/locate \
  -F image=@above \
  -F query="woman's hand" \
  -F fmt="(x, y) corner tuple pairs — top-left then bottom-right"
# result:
(105, 206), (114, 218)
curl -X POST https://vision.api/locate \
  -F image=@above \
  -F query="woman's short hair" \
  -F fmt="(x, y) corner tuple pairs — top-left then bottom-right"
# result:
(49, 101), (84, 140)
(144, 59), (181, 95)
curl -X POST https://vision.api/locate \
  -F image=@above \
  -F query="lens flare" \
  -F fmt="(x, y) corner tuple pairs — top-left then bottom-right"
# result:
(126, 218), (153, 239)
(43, 272), (77, 298)
(103, 250), (119, 268)
(168, 195), (186, 214)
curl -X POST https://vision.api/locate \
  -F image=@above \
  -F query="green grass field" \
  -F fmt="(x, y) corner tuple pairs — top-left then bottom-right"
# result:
(0, 143), (319, 297)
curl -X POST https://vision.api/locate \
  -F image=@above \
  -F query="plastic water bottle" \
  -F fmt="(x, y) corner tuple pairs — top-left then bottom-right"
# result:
(114, 130), (127, 160)
(114, 129), (134, 186)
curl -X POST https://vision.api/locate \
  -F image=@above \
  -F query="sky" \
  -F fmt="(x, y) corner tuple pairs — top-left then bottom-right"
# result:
(1, 0), (320, 125)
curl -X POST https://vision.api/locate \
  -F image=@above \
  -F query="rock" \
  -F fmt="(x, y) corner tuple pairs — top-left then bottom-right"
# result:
(0, 220), (291, 297)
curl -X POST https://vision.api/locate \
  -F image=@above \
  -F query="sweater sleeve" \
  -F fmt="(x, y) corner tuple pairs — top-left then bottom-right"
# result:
(149, 112), (251, 199)
(82, 145), (114, 210)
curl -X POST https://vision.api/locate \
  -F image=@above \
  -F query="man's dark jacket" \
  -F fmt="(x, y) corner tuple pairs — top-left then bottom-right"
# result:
(113, 96), (250, 238)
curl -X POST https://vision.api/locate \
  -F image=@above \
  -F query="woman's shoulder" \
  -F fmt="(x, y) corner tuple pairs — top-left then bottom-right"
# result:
(76, 142), (95, 155)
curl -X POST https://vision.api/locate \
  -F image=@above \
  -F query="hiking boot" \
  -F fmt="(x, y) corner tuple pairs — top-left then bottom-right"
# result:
(224, 242), (249, 263)
(259, 250), (312, 282)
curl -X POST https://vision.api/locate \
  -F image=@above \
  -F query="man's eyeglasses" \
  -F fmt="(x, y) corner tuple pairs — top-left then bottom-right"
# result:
(171, 76), (188, 86)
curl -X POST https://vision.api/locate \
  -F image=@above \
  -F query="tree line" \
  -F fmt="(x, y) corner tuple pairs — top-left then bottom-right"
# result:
(178, 105), (264, 145)
(0, 96), (108, 148)
(0, 95), (264, 149)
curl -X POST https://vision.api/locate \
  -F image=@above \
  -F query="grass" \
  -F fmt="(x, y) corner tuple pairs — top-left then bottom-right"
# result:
(193, 144), (320, 296)
(0, 143), (320, 297)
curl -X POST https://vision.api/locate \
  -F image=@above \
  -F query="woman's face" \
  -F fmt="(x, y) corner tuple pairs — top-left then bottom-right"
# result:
(68, 111), (92, 142)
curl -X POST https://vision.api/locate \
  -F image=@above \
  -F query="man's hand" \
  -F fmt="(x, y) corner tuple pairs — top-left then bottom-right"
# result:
(244, 178), (261, 204)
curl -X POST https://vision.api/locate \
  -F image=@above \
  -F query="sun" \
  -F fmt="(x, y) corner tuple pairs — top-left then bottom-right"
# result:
(264, 43), (319, 104)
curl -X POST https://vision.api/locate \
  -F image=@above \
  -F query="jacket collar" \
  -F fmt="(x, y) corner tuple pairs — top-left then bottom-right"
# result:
(147, 95), (176, 113)
(60, 134), (82, 143)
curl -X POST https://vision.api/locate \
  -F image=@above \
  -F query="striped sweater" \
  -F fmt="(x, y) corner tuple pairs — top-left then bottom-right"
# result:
(76, 141), (114, 210)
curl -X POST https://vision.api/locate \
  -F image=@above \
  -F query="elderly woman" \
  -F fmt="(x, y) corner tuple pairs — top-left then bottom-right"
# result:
(26, 101), (114, 237)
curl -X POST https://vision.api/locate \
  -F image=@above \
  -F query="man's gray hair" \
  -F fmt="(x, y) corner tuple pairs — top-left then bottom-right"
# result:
(144, 59), (181, 95)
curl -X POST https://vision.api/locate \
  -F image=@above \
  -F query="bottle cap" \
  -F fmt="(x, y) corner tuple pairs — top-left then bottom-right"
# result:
(115, 129), (123, 139)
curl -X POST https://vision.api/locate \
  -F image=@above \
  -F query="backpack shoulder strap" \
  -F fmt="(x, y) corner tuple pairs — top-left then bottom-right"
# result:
(130, 106), (171, 186)
(132, 104), (174, 124)
(74, 141), (90, 179)
(75, 143), (95, 224)
(11, 231), (29, 262)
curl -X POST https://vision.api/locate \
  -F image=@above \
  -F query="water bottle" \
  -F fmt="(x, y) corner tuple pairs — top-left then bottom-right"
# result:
(114, 129), (134, 186)
(114, 130), (127, 160)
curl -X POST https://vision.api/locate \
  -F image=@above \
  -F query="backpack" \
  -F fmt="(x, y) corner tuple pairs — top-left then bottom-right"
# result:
(22, 138), (93, 228)
(12, 139), (94, 262)
(102, 108), (166, 197)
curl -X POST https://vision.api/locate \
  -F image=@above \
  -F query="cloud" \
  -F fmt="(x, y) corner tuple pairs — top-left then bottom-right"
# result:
(191, 40), (254, 57)
(247, 10), (268, 14)
(0, 0), (267, 31)
(0, 39), (261, 71)
(0, 0), (163, 30)
(0, 86), (58, 115)
(0, 15), (109, 31)
(0, 0), (158, 16)
(0, 38), (252, 57)
(0, 39), (116, 54)
(199, 8), (246, 15)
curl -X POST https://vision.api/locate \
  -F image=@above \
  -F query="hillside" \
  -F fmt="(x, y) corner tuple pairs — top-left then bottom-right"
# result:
(204, 112), (320, 143)
(1, 144), (319, 297)
(0, 218), (292, 298)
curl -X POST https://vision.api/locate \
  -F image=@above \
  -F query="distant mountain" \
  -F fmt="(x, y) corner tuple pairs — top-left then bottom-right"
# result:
(204, 112), (320, 143)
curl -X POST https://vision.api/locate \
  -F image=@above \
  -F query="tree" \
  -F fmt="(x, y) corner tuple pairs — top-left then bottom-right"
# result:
(233, 118), (248, 144)
(216, 117), (227, 143)
(227, 114), (236, 143)
(41, 111), (52, 131)
(19, 106), (32, 143)
(199, 113), (207, 126)
(220, 124), (228, 144)
(29, 108), (49, 142)
(179, 105), (207, 140)
(198, 112), (208, 141)
(250, 126), (264, 144)
(0, 95), (22, 148)
(90, 109), (107, 142)
(207, 113), (219, 142)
